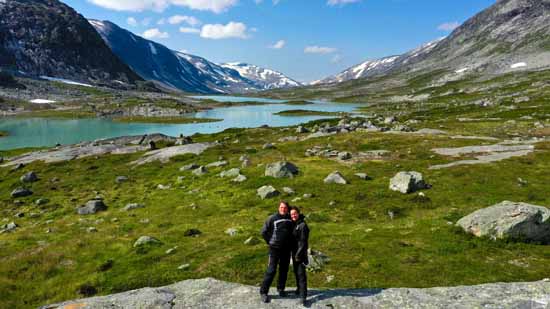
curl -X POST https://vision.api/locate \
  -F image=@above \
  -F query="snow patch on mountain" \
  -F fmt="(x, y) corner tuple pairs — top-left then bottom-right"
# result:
(220, 62), (301, 90)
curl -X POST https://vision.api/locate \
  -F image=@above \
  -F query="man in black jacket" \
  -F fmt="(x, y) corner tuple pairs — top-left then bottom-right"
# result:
(259, 201), (294, 303)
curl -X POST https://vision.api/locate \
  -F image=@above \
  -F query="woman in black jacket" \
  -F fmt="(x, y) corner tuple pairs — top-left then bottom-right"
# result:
(290, 206), (309, 306)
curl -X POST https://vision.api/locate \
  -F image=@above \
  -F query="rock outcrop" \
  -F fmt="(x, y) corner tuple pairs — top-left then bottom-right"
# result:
(42, 277), (550, 309)
(457, 201), (550, 243)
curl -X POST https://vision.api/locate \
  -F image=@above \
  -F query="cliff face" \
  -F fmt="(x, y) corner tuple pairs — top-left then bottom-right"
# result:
(42, 278), (550, 308)
(0, 0), (141, 85)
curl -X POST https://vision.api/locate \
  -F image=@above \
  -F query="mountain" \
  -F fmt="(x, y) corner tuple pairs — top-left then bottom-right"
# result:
(314, 39), (442, 85)
(315, 0), (550, 86)
(220, 62), (301, 90)
(90, 20), (299, 94)
(0, 0), (141, 85)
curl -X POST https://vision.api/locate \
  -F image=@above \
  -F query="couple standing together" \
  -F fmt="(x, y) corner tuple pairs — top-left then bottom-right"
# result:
(260, 201), (310, 306)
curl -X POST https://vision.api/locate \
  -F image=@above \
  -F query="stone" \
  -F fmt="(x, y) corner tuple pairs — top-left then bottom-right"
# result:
(11, 188), (33, 198)
(456, 201), (550, 243)
(355, 173), (371, 180)
(303, 193), (314, 199)
(178, 264), (191, 270)
(180, 163), (199, 171)
(20, 171), (38, 183)
(324, 171), (348, 185)
(244, 236), (261, 245)
(225, 228), (238, 236)
(115, 176), (129, 183)
(265, 161), (299, 178)
(232, 175), (247, 183)
(307, 249), (330, 271)
(77, 200), (107, 215)
(282, 187), (295, 195)
(1, 222), (18, 233)
(184, 229), (202, 237)
(123, 203), (144, 211)
(384, 116), (397, 124)
(12, 163), (24, 171)
(257, 185), (280, 199)
(241, 159), (251, 168)
(166, 247), (177, 255)
(389, 171), (429, 194)
(220, 168), (241, 178)
(42, 278), (550, 309)
(262, 143), (275, 149)
(239, 155), (249, 162)
(14, 212), (24, 218)
(133, 236), (161, 247)
(329, 201), (337, 207)
(192, 166), (208, 176)
(296, 126), (309, 134)
(87, 227), (98, 233)
(205, 161), (228, 168)
(157, 184), (171, 190)
(35, 198), (50, 205)
(338, 152), (352, 160)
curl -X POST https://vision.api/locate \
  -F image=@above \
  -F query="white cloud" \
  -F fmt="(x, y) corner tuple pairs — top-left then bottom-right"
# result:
(269, 40), (285, 49)
(304, 46), (337, 54)
(180, 27), (201, 34)
(142, 28), (170, 39)
(437, 21), (460, 31)
(327, 0), (360, 6)
(127, 17), (138, 26)
(200, 22), (249, 39)
(168, 15), (201, 26)
(87, 0), (238, 13)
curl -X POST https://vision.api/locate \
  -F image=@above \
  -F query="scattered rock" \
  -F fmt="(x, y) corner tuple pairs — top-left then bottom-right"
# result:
(456, 201), (550, 243)
(389, 171), (429, 194)
(329, 201), (337, 207)
(296, 126), (309, 134)
(265, 161), (299, 178)
(20, 171), (38, 183)
(123, 203), (144, 211)
(220, 168), (241, 178)
(87, 227), (98, 233)
(35, 198), (49, 205)
(0, 222), (18, 233)
(244, 236), (261, 245)
(180, 163), (199, 171)
(257, 185), (280, 199)
(77, 200), (107, 215)
(184, 229), (202, 237)
(262, 143), (275, 149)
(225, 228), (238, 236)
(115, 176), (129, 183)
(303, 193), (314, 199)
(307, 249), (330, 271)
(192, 166), (208, 176)
(232, 174), (247, 183)
(178, 264), (191, 270)
(355, 173), (371, 180)
(338, 152), (352, 160)
(206, 161), (228, 168)
(166, 247), (178, 255)
(282, 187), (295, 195)
(133, 236), (161, 247)
(324, 171), (348, 185)
(241, 159), (251, 168)
(11, 188), (33, 198)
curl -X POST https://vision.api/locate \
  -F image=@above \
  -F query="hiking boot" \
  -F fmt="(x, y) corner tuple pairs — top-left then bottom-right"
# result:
(260, 294), (269, 303)
(300, 298), (308, 307)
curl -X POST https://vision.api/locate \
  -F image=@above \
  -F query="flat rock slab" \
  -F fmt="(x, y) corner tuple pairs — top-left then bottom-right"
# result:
(42, 278), (550, 309)
(432, 144), (535, 157)
(131, 143), (215, 165)
(430, 150), (534, 170)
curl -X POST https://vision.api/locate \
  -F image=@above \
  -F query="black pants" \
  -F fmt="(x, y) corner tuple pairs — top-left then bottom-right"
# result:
(292, 256), (308, 299)
(260, 247), (290, 294)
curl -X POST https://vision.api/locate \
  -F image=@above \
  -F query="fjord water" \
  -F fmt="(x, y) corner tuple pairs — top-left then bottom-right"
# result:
(0, 97), (358, 150)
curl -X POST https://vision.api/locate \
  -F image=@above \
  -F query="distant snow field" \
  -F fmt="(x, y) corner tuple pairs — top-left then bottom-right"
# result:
(40, 76), (93, 87)
(510, 62), (527, 69)
(30, 99), (56, 104)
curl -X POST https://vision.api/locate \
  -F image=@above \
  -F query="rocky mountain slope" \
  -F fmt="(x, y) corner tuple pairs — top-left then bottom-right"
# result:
(42, 278), (550, 308)
(314, 39), (442, 85)
(220, 62), (301, 90)
(313, 0), (550, 87)
(91, 20), (299, 94)
(0, 0), (141, 86)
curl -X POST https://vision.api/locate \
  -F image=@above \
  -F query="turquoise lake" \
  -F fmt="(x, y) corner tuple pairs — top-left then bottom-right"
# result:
(0, 96), (359, 150)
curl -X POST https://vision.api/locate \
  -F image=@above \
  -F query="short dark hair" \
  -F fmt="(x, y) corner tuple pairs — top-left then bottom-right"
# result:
(290, 206), (300, 214)
(279, 201), (289, 208)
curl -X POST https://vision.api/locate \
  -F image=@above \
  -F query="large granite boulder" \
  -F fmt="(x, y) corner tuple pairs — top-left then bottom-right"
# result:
(20, 171), (38, 183)
(389, 171), (429, 194)
(257, 185), (280, 200)
(457, 201), (550, 243)
(41, 278), (550, 309)
(77, 200), (107, 215)
(11, 188), (33, 198)
(265, 162), (299, 178)
(324, 171), (348, 185)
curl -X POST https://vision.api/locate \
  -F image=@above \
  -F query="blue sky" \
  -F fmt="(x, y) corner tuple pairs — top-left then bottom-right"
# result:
(62, 0), (496, 83)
